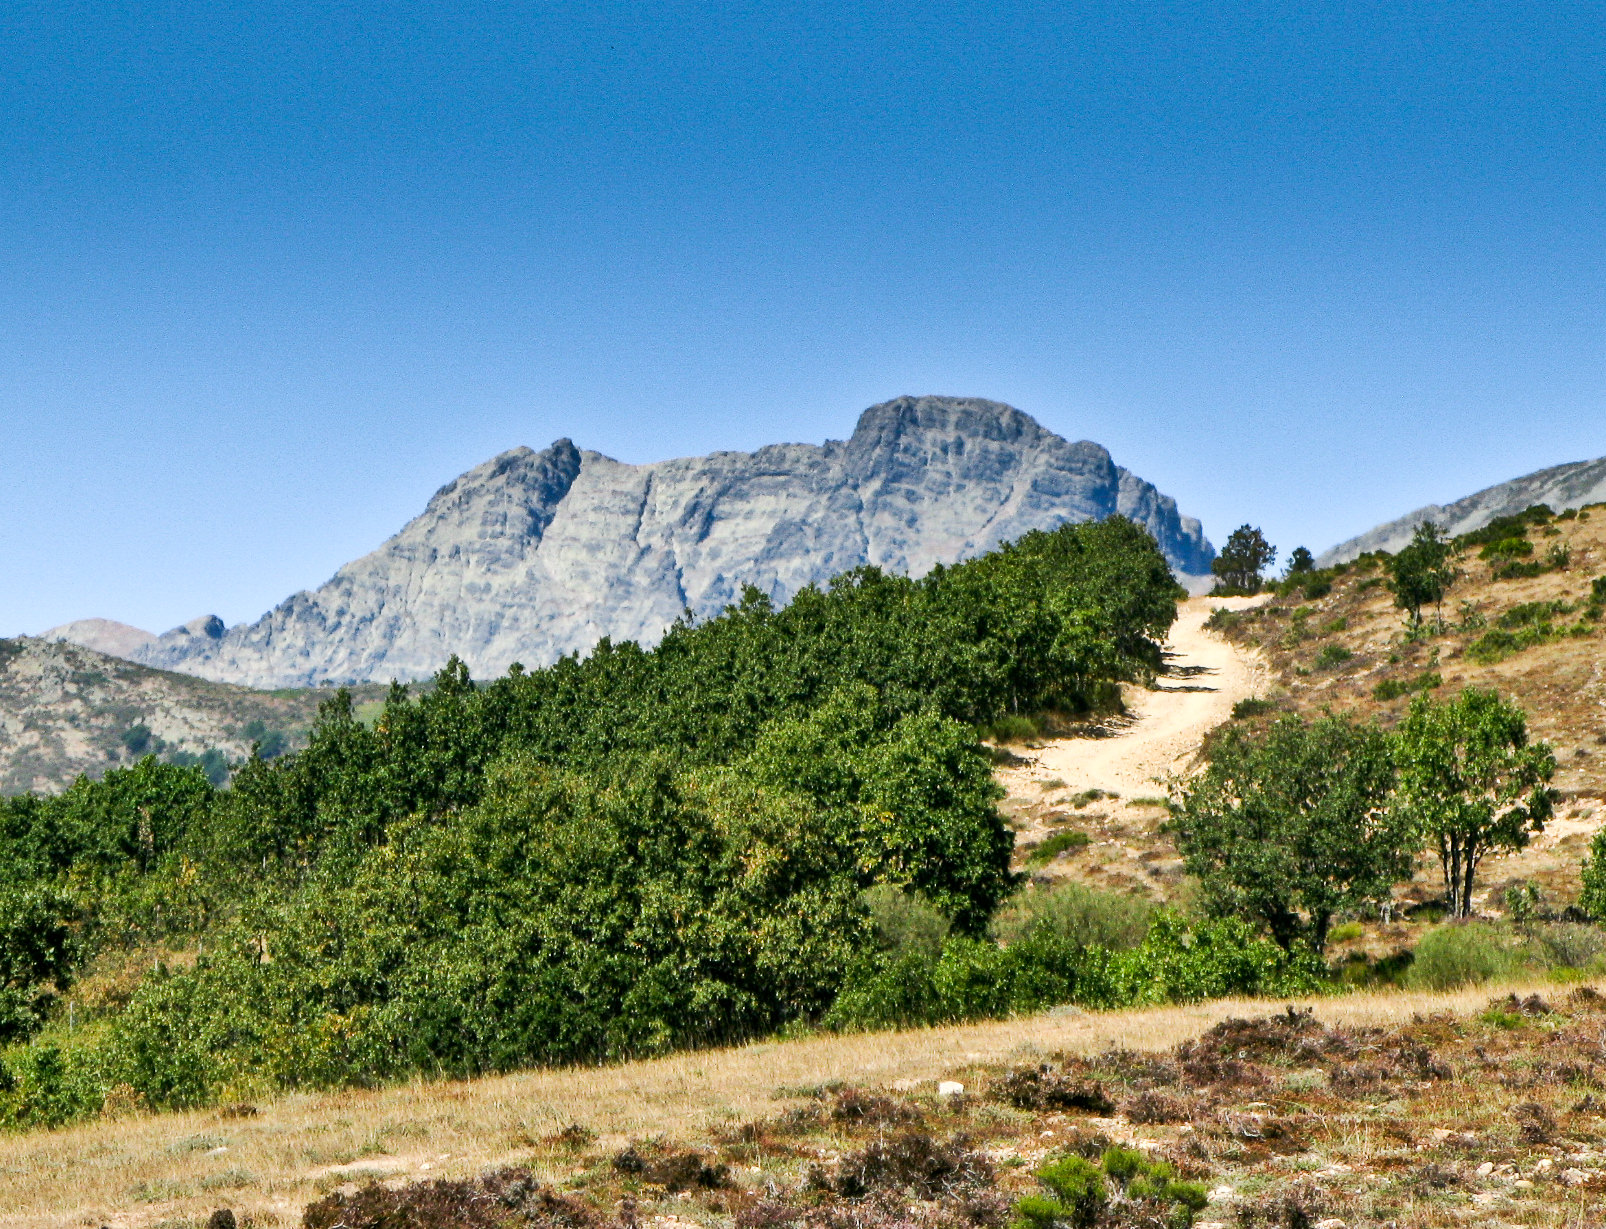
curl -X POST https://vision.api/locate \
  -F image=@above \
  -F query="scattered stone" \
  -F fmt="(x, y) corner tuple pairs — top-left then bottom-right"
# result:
(937, 1081), (965, 1097)
(1562, 1168), (1590, 1187)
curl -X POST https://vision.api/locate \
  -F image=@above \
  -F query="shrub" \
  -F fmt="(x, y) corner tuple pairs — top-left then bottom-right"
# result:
(1024, 831), (1091, 866)
(1231, 697), (1273, 719)
(1405, 922), (1534, 990)
(1015, 1147), (1207, 1229)
(1313, 644), (1353, 670)
(990, 882), (1152, 951)
(1373, 672), (1441, 701)
(985, 715), (1042, 745)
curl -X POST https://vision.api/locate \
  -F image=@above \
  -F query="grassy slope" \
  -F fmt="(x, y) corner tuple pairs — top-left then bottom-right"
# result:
(0, 638), (392, 795)
(1214, 509), (1606, 914)
(5, 978), (1603, 1228)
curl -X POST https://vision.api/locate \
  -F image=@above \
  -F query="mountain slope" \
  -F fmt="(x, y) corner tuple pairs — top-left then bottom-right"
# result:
(0, 638), (366, 795)
(1319, 454), (1606, 564)
(132, 396), (1215, 687)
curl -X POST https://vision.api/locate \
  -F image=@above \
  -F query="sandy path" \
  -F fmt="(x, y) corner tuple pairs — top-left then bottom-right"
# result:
(998, 594), (1269, 801)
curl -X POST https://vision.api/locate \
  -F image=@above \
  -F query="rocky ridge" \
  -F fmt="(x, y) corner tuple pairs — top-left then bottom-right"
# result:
(125, 396), (1213, 688)
(1320, 453), (1606, 564)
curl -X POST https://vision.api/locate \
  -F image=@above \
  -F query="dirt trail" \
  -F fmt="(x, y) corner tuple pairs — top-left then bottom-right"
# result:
(998, 594), (1269, 803)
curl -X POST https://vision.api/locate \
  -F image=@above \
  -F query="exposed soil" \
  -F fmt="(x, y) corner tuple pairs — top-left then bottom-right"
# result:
(994, 595), (1269, 901)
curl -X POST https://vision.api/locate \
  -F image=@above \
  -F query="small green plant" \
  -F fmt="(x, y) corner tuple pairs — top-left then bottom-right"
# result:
(989, 881), (1152, 950)
(1040, 777), (1067, 791)
(1015, 1147), (1209, 1229)
(1326, 921), (1364, 944)
(1025, 830), (1092, 866)
(1321, 617), (1348, 635)
(1372, 671), (1441, 702)
(1504, 881), (1542, 924)
(1066, 788), (1112, 808)
(987, 715), (1043, 744)
(1313, 643), (1353, 670)
(1232, 696), (1273, 719)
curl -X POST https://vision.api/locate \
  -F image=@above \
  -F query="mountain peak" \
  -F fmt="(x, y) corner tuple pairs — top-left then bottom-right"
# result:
(126, 399), (1213, 687)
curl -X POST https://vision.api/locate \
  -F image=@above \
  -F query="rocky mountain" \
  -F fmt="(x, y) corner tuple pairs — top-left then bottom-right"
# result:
(126, 396), (1214, 688)
(1319, 454), (1606, 565)
(0, 638), (372, 795)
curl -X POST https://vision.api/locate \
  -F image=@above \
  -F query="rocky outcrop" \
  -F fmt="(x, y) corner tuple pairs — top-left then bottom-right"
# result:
(133, 397), (1215, 687)
(1319, 455), (1606, 565)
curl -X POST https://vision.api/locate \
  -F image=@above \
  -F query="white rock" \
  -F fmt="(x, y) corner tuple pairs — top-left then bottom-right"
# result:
(1207, 1185), (1235, 1203)
(1477, 1162), (1496, 1177)
(1534, 1158), (1554, 1173)
(1313, 1219), (1347, 1229)
(938, 1081), (965, 1097)
(1562, 1168), (1590, 1187)
(129, 398), (1216, 687)
(1513, 1179), (1534, 1190)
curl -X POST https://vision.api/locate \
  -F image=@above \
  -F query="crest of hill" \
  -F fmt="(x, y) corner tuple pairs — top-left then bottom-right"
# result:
(1319, 454), (1606, 565)
(126, 396), (1215, 688)
(40, 617), (156, 659)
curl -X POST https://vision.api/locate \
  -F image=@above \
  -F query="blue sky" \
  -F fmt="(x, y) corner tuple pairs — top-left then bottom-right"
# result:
(3, 1), (1604, 635)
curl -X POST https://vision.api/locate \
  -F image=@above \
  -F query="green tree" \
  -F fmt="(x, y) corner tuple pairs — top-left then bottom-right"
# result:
(1210, 525), (1276, 595)
(1169, 714), (1410, 951)
(1393, 688), (1556, 918)
(1286, 546), (1315, 575)
(0, 886), (80, 1042)
(1388, 521), (1455, 627)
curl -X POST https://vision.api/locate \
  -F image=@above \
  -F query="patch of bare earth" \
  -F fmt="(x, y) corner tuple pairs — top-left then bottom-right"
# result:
(993, 595), (1269, 901)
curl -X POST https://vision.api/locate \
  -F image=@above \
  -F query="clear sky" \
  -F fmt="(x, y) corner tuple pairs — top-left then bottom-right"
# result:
(4, 1), (1604, 636)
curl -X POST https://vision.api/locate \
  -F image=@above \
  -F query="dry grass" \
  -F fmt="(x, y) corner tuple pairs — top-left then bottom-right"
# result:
(3, 978), (1595, 1229)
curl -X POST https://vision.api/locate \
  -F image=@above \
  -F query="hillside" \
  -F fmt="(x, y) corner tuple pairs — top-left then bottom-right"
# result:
(115, 396), (1214, 687)
(0, 638), (384, 795)
(1320, 452), (1606, 563)
(1214, 504), (1606, 912)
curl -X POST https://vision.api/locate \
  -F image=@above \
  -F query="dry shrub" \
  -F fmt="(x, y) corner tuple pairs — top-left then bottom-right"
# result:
(544, 1124), (596, 1150)
(303, 1169), (599, 1229)
(1123, 1090), (1197, 1125)
(993, 1064), (1115, 1113)
(1493, 992), (1554, 1017)
(1235, 1178), (1330, 1229)
(1090, 1049), (1181, 1089)
(1569, 986), (1606, 1011)
(1514, 1101), (1558, 1144)
(612, 1143), (731, 1190)
(827, 1086), (923, 1127)
(814, 1133), (992, 1199)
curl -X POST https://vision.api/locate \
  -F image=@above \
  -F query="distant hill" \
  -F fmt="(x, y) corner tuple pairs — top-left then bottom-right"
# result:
(1319, 454), (1606, 564)
(41, 618), (156, 659)
(123, 396), (1216, 688)
(0, 638), (382, 795)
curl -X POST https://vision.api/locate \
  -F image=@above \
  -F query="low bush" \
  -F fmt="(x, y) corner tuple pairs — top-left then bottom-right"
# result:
(1313, 644), (1354, 670)
(1231, 697), (1273, 719)
(1024, 831), (1091, 866)
(828, 913), (1328, 1032)
(1014, 1147), (1208, 1229)
(1373, 672), (1442, 702)
(1405, 922), (1536, 990)
(990, 882), (1152, 951)
(984, 715), (1041, 744)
